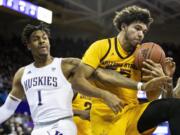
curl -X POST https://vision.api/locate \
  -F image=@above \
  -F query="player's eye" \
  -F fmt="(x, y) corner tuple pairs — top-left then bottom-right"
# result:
(43, 36), (47, 40)
(135, 26), (142, 31)
(143, 30), (147, 34)
(32, 37), (38, 41)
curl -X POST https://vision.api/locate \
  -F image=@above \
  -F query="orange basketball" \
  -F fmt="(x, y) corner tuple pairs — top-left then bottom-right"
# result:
(134, 42), (166, 70)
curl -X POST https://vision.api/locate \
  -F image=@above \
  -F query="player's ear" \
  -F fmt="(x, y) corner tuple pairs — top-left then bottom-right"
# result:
(121, 23), (127, 31)
(27, 43), (31, 51)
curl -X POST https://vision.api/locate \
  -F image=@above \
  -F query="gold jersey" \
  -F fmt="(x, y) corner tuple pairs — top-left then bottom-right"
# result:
(73, 93), (92, 135)
(82, 37), (141, 105)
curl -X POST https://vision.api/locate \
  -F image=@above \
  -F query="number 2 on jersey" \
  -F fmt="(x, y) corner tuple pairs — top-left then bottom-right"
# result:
(84, 101), (92, 110)
(37, 90), (43, 106)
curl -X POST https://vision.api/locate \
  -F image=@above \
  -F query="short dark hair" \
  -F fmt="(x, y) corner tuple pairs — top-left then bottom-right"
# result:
(21, 22), (51, 45)
(113, 5), (153, 31)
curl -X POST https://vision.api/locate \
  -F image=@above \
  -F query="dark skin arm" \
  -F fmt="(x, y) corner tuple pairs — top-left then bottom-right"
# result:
(9, 67), (25, 100)
(71, 62), (124, 114)
(92, 68), (138, 90)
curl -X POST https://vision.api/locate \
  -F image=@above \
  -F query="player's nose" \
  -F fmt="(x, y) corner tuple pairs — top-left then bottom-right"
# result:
(138, 31), (144, 40)
(39, 37), (45, 44)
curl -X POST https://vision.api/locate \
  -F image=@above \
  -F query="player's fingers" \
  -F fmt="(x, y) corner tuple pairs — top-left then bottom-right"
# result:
(142, 61), (154, 70)
(142, 68), (152, 74)
(172, 62), (176, 67)
(142, 76), (153, 81)
(160, 86), (167, 93)
(112, 104), (121, 114)
(145, 59), (157, 66)
(142, 68), (161, 77)
(146, 60), (162, 70)
(165, 57), (173, 61)
(111, 107), (118, 114)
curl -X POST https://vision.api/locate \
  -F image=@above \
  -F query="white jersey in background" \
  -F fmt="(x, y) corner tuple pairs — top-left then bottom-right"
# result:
(21, 58), (74, 124)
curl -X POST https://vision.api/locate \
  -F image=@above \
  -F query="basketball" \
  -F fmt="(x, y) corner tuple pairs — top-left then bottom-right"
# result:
(134, 42), (166, 70)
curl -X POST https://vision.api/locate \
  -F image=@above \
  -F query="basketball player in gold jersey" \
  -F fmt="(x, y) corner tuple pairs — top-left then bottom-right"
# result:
(73, 93), (92, 135)
(72, 5), (180, 135)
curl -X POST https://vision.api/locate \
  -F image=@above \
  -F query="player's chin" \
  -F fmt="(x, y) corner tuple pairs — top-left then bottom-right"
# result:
(132, 40), (141, 47)
(39, 52), (49, 57)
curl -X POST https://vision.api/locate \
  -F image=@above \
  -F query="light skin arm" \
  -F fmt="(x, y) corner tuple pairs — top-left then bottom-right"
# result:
(173, 78), (180, 98)
(142, 59), (174, 99)
(161, 57), (176, 98)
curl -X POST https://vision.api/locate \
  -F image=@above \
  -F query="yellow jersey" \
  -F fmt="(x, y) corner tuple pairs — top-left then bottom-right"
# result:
(82, 37), (141, 105)
(73, 93), (92, 135)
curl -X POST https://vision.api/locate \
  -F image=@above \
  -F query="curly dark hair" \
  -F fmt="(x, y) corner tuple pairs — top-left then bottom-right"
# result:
(113, 5), (153, 31)
(21, 22), (51, 45)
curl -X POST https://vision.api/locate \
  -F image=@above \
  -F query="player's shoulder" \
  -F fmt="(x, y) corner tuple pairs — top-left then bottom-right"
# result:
(14, 67), (25, 82)
(61, 57), (81, 79)
(89, 37), (114, 51)
(62, 57), (81, 65)
(92, 38), (109, 45)
(16, 67), (25, 75)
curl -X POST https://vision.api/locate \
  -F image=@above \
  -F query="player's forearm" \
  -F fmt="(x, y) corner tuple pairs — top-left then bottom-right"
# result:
(162, 81), (174, 98)
(0, 95), (21, 124)
(94, 68), (138, 90)
(72, 76), (110, 99)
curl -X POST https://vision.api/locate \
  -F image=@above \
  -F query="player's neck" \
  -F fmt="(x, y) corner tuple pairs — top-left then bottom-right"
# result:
(33, 55), (54, 68)
(117, 33), (135, 53)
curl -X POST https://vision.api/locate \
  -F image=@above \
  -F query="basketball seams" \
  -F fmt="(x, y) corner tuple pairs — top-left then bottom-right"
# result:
(134, 42), (166, 70)
(158, 52), (163, 64)
(148, 43), (155, 60)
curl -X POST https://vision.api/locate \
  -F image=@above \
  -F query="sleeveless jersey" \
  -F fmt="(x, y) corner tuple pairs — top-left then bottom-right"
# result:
(21, 58), (74, 123)
(73, 93), (92, 111)
(73, 93), (92, 135)
(82, 37), (141, 105)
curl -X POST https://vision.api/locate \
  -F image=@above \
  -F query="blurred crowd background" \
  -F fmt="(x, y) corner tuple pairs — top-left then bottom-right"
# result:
(1, 0), (180, 134)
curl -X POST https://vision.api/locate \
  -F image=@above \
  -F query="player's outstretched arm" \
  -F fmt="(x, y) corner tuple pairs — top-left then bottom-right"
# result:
(93, 68), (138, 90)
(71, 63), (124, 114)
(0, 67), (25, 124)
(93, 66), (170, 93)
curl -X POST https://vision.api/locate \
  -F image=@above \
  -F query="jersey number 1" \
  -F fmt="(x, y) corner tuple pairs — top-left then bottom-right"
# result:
(38, 90), (43, 106)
